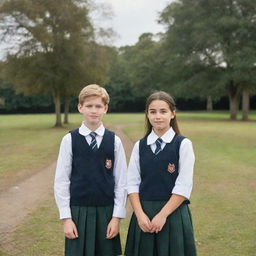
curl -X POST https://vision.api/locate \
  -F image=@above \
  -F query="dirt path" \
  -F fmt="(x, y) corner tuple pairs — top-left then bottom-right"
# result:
(0, 162), (56, 253)
(0, 125), (134, 254)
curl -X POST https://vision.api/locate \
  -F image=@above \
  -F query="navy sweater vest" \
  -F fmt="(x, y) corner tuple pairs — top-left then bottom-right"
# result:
(139, 134), (185, 201)
(69, 128), (115, 206)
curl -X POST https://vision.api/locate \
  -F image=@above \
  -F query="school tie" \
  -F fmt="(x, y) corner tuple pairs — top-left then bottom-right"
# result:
(154, 138), (163, 155)
(89, 132), (98, 152)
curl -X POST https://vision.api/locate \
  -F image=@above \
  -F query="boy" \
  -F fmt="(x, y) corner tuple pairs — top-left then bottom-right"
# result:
(54, 84), (127, 256)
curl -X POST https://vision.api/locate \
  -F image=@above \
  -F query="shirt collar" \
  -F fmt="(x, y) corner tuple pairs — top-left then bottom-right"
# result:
(147, 127), (176, 145)
(79, 122), (105, 137)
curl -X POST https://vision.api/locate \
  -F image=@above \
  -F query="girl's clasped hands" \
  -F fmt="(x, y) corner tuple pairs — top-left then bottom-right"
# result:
(137, 212), (167, 234)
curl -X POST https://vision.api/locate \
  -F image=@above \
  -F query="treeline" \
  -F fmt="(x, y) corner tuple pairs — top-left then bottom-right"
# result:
(0, 0), (256, 125)
(4, 82), (252, 114)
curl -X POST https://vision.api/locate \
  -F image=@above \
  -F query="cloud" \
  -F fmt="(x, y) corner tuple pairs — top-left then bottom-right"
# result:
(95, 0), (171, 46)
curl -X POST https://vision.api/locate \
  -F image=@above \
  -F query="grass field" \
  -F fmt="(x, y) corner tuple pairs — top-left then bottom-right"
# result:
(0, 111), (256, 255)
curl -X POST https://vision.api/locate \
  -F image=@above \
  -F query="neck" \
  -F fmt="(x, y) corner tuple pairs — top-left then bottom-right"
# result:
(153, 127), (170, 137)
(83, 121), (102, 131)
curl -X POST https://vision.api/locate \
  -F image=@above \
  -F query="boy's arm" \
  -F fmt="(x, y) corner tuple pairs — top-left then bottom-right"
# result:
(112, 135), (127, 219)
(54, 133), (72, 219)
(106, 135), (126, 239)
(63, 218), (78, 239)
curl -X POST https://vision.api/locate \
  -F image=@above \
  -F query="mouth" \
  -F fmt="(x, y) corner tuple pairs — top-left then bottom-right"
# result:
(154, 121), (163, 124)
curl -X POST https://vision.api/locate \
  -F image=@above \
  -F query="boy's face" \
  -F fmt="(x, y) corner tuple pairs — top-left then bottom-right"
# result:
(78, 96), (108, 129)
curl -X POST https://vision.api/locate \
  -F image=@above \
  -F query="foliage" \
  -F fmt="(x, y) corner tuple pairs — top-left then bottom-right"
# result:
(0, 0), (111, 125)
(158, 0), (256, 119)
(0, 83), (53, 112)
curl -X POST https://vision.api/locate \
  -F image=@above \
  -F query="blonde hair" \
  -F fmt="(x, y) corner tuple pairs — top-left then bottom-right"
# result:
(78, 84), (110, 105)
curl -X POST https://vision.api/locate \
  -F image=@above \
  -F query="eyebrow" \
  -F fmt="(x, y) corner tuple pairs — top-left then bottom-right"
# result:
(148, 108), (168, 110)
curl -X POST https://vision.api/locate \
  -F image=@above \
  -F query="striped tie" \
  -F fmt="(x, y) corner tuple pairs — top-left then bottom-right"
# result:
(154, 138), (163, 155)
(89, 132), (98, 152)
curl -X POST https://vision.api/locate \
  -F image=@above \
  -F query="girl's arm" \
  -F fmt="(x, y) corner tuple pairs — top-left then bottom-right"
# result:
(129, 193), (152, 233)
(151, 138), (195, 233)
(127, 142), (152, 233)
(151, 194), (186, 233)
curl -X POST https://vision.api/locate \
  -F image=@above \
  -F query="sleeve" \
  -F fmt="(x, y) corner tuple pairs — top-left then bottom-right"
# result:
(172, 138), (195, 199)
(127, 141), (141, 195)
(112, 135), (127, 218)
(54, 133), (72, 219)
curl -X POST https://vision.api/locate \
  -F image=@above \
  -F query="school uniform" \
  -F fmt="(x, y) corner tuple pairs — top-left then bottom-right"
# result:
(125, 127), (196, 256)
(54, 123), (127, 256)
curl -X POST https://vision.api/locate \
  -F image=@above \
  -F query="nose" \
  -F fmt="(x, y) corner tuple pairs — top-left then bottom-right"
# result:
(155, 112), (161, 119)
(91, 106), (97, 113)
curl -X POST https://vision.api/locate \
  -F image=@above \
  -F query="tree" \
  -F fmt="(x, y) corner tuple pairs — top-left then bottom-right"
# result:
(0, 0), (108, 126)
(159, 0), (256, 120)
(118, 33), (163, 97)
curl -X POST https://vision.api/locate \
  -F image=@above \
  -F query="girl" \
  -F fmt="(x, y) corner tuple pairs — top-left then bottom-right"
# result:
(125, 91), (197, 256)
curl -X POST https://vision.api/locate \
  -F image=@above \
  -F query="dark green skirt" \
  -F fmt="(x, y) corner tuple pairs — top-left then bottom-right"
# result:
(65, 205), (122, 256)
(125, 201), (196, 256)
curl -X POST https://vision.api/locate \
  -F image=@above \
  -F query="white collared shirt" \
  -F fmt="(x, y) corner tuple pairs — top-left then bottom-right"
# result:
(127, 127), (195, 199)
(54, 123), (127, 219)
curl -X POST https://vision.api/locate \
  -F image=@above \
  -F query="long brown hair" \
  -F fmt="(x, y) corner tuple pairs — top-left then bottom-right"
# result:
(145, 91), (181, 137)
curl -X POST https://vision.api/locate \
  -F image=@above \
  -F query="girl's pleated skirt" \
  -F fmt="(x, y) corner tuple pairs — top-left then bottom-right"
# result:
(65, 205), (122, 256)
(125, 201), (197, 256)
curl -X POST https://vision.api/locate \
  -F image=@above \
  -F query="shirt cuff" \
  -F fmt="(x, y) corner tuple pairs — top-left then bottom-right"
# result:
(172, 184), (192, 199)
(59, 207), (72, 219)
(127, 186), (139, 195)
(112, 206), (126, 219)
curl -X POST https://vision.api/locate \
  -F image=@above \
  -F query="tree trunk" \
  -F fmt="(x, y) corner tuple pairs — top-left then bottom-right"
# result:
(53, 91), (62, 127)
(227, 82), (240, 120)
(206, 96), (213, 111)
(64, 96), (70, 124)
(242, 88), (250, 121)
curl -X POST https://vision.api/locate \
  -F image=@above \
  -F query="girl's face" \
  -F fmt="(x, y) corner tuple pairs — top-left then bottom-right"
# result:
(147, 100), (175, 135)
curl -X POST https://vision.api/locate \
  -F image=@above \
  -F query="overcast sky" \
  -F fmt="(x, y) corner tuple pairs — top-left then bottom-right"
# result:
(94, 0), (171, 47)
(0, 0), (172, 59)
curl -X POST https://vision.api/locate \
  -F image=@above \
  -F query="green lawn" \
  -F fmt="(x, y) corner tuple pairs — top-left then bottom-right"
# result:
(0, 111), (255, 255)
(123, 113), (256, 256)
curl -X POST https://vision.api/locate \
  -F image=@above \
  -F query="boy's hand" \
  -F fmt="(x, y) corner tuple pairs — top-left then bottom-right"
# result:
(151, 212), (167, 233)
(137, 212), (152, 233)
(106, 217), (120, 239)
(63, 218), (78, 239)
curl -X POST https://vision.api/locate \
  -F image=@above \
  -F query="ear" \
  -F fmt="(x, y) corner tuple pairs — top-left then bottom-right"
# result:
(78, 103), (83, 113)
(104, 104), (108, 114)
(171, 110), (176, 119)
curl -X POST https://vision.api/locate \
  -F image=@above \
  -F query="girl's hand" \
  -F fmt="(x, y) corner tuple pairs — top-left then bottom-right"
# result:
(106, 217), (120, 239)
(137, 212), (152, 233)
(63, 218), (78, 239)
(151, 212), (167, 233)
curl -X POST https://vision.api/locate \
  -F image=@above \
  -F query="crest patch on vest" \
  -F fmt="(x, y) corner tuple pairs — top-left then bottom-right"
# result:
(105, 159), (112, 169)
(167, 163), (175, 173)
